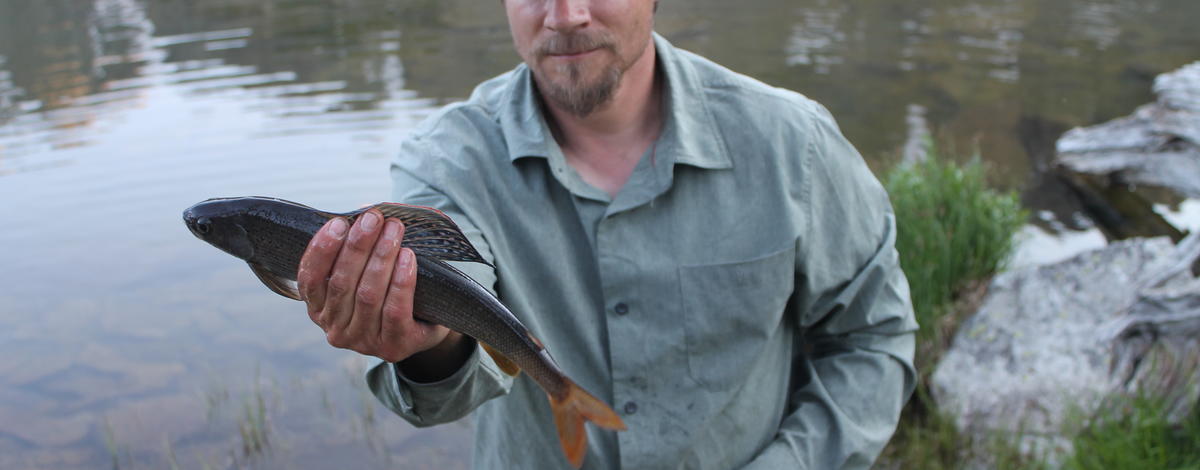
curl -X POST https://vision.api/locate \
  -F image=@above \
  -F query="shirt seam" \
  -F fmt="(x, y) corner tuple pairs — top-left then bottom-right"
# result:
(802, 110), (818, 327)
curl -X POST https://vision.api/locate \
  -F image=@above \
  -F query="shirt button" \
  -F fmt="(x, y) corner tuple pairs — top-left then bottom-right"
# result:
(623, 401), (638, 415)
(614, 302), (629, 315)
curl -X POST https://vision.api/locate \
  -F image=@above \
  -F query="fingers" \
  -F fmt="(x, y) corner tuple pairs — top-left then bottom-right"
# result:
(378, 247), (424, 362)
(324, 210), (386, 345)
(298, 217), (349, 327)
(341, 219), (405, 352)
(301, 211), (441, 363)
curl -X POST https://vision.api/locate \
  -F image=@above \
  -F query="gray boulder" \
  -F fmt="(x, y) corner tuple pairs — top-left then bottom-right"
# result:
(931, 233), (1200, 459)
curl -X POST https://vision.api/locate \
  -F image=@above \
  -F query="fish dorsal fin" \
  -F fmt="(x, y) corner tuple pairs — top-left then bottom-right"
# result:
(481, 342), (521, 376)
(362, 203), (491, 266)
(249, 262), (302, 301)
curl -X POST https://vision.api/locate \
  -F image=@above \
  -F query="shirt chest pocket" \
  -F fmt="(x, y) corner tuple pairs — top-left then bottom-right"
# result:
(678, 245), (796, 391)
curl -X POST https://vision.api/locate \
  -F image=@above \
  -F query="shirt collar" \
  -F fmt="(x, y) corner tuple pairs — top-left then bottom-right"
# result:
(500, 32), (732, 171)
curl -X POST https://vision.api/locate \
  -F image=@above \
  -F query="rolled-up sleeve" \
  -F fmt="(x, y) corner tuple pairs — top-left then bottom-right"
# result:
(366, 344), (512, 426)
(364, 154), (514, 427)
(743, 107), (918, 469)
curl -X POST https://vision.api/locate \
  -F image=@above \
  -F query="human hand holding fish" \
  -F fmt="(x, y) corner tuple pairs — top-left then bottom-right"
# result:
(297, 210), (474, 381)
(183, 196), (625, 468)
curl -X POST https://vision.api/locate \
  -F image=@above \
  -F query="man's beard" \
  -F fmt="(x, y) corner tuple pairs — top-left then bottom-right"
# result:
(531, 32), (625, 117)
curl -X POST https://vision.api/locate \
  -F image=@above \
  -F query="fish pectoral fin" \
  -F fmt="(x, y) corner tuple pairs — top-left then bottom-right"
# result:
(550, 380), (627, 468)
(367, 203), (491, 266)
(248, 262), (302, 301)
(481, 342), (521, 376)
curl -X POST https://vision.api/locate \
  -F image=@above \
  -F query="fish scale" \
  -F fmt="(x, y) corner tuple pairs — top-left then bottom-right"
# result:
(183, 196), (625, 468)
(414, 257), (570, 399)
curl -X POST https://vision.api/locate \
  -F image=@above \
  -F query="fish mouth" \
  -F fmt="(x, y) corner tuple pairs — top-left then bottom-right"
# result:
(182, 207), (210, 239)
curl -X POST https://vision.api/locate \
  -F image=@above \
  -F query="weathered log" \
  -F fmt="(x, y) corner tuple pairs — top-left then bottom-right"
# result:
(1056, 61), (1200, 200)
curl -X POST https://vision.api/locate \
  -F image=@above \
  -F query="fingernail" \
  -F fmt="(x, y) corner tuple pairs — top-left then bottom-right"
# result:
(329, 218), (348, 238)
(376, 220), (401, 256)
(383, 219), (401, 241)
(399, 248), (414, 273)
(361, 211), (380, 232)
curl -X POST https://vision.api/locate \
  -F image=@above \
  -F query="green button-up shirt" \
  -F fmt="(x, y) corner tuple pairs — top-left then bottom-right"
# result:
(367, 33), (917, 470)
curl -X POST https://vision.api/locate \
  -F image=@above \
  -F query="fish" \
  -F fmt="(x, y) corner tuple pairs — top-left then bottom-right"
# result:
(182, 196), (625, 467)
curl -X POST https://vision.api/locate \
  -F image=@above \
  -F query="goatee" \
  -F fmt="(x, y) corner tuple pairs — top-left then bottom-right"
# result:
(535, 64), (621, 117)
(531, 32), (624, 117)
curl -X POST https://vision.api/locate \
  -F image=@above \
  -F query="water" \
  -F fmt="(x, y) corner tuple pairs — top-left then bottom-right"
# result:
(0, 0), (1197, 468)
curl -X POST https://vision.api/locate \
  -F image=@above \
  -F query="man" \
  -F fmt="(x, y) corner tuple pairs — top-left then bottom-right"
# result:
(297, 0), (917, 468)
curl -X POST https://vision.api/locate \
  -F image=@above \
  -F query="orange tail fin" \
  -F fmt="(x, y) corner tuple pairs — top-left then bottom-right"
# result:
(549, 380), (627, 468)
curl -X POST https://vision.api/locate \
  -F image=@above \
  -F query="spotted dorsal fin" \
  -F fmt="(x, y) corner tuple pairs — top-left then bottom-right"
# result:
(351, 203), (491, 266)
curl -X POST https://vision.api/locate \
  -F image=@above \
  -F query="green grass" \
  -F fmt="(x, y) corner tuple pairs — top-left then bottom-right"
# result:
(884, 148), (1025, 362)
(1062, 394), (1200, 470)
(875, 145), (1028, 469)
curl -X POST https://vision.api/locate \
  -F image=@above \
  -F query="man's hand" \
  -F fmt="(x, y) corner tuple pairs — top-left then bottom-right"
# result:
(297, 210), (472, 379)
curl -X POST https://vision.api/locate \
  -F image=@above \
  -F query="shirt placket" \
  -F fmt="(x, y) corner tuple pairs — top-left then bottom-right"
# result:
(595, 212), (648, 466)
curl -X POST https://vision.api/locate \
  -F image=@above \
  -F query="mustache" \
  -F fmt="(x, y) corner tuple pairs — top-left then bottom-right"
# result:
(535, 32), (615, 57)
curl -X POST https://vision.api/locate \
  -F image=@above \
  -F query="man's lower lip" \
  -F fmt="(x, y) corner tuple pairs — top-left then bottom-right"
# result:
(549, 49), (598, 60)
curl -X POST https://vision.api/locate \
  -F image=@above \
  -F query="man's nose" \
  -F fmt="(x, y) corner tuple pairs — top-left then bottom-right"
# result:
(545, 0), (591, 33)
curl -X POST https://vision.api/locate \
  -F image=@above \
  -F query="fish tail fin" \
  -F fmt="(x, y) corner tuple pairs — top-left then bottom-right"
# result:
(549, 380), (627, 468)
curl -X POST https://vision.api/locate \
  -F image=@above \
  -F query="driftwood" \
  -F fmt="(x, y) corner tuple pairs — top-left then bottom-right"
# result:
(1056, 61), (1200, 199)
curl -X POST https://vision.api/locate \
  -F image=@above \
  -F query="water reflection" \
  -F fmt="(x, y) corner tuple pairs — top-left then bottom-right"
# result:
(785, 1), (846, 73)
(0, 1), (448, 468)
(0, 0), (1197, 468)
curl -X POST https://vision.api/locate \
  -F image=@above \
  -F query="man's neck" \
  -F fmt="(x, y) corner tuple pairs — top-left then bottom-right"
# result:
(543, 39), (663, 197)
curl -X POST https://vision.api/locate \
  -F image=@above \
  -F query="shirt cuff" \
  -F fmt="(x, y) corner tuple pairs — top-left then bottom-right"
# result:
(367, 341), (511, 426)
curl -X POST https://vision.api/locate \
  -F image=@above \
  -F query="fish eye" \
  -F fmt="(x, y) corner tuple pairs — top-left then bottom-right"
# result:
(196, 217), (212, 234)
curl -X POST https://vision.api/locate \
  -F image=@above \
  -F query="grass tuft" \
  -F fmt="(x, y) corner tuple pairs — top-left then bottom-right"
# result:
(884, 146), (1026, 361)
(876, 144), (1028, 469)
(1062, 394), (1200, 470)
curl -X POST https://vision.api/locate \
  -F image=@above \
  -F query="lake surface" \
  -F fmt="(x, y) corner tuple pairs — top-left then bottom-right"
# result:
(1, 0), (1197, 468)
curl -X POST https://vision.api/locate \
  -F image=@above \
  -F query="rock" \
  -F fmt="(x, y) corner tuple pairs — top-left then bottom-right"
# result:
(931, 232), (1200, 460)
(1056, 61), (1200, 199)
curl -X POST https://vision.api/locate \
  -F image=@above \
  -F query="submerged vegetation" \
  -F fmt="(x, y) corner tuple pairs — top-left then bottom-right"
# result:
(876, 145), (1200, 470)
